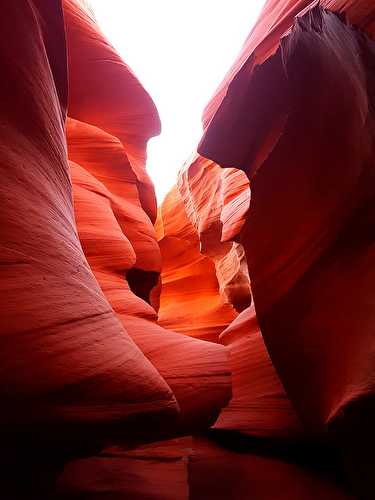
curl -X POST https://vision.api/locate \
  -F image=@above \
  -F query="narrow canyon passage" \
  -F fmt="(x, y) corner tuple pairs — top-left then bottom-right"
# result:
(0, 1), (374, 499)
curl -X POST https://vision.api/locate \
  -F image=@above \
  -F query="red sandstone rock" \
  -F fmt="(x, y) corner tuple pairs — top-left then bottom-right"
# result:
(57, 439), (191, 499)
(66, 118), (161, 303)
(178, 154), (249, 248)
(64, 1), (231, 433)
(200, 0), (375, 432)
(57, 436), (352, 500)
(0, 0), (179, 446)
(64, 0), (159, 221)
(214, 306), (303, 438)
(157, 186), (238, 342)
(157, 152), (251, 341)
(2, 0), (374, 498)
(199, 1), (375, 496)
(70, 137), (231, 433)
(177, 154), (251, 312)
(201, 0), (375, 134)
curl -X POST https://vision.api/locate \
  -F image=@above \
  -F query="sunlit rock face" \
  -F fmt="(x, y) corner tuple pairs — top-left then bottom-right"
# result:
(156, 184), (239, 342)
(1, 0), (374, 499)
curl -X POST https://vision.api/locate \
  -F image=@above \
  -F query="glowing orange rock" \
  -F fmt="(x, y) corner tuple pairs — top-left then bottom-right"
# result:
(157, 185), (238, 342)
(65, 0), (231, 431)
(70, 139), (231, 433)
(178, 154), (251, 312)
(157, 152), (251, 342)
(2, 0), (373, 498)
(158, 172), (301, 437)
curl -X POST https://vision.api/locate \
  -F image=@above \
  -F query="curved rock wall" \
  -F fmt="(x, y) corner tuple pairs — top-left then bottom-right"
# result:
(0, 0), (374, 498)
(197, 0), (375, 497)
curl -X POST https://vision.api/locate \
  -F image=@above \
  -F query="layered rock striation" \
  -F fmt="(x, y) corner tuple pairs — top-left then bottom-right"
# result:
(0, 0), (374, 498)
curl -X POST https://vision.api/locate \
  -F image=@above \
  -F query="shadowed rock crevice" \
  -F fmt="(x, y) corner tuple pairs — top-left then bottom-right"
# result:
(126, 267), (161, 306)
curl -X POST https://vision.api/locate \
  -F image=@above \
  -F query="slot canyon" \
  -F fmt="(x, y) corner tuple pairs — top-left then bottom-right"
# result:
(1, 0), (375, 498)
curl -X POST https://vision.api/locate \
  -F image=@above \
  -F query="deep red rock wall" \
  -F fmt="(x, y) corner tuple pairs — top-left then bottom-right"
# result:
(65, 3), (232, 437)
(1, 0), (374, 498)
(157, 0), (375, 498)
(197, 0), (375, 497)
(0, 0), (179, 445)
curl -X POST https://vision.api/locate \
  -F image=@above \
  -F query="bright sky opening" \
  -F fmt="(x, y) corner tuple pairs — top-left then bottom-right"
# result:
(90, 0), (265, 201)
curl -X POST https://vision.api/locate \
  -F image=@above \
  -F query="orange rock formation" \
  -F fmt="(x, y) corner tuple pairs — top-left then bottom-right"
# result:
(0, 0), (374, 498)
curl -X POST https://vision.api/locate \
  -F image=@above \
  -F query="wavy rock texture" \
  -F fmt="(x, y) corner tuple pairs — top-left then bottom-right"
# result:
(64, 0), (159, 220)
(65, 5), (232, 434)
(0, 0), (229, 496)
(0, 0), (179, 446)
(198, 0), (375, 497)
(70, 153), (232, 432)
(1, 0), (374, 498)
(177, 154), (251, 312)
(214, 306), (303, 438)
(157, 153), (251, 342)
(157, 184), (239, 341)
